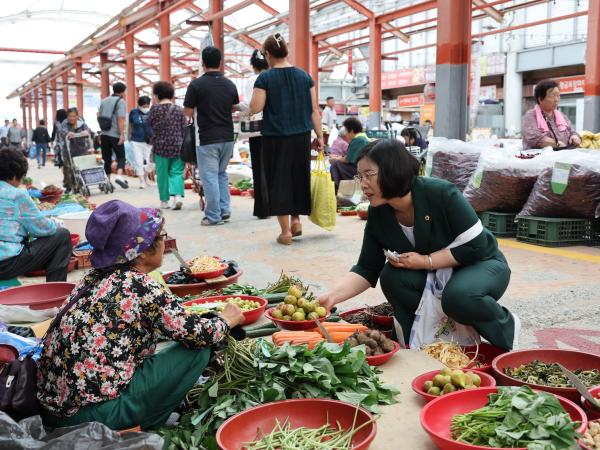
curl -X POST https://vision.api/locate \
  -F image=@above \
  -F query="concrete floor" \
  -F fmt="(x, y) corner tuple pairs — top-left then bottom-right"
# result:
(26, 162), (600, 352)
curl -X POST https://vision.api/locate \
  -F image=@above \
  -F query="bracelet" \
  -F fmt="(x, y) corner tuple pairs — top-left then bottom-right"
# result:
(427, 254), (433, 272)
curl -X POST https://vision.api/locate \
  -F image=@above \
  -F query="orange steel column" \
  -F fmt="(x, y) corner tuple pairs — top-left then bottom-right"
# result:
(41, 84), (48, 125)
(21, 98), (27, 133)
(159, 13), (172, 82)
(434, 0), (471, 139)
(584, 0), (600, 131)
(125, 34), (136, 111)
(289, 0), (310, 71)
(368, 19), (382, 129)
(27, 95), (33, 132)
(75, 60), (84, 112)
(100, 52), (110, 98)
(310, 37), (319, 102)
(62, 73), (69, 109)
(210, 0), (224, 72)
(50, 79), (57, 120)
(34, 88), (40, 127)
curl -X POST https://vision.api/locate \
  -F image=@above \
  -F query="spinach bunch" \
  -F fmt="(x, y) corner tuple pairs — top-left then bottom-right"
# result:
(451, 386), (580, 449)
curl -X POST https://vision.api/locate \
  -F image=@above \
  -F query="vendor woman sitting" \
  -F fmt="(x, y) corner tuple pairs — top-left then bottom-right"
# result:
(0, 147), (72, 282)
(318, 140), (519, 350)
(329, 117), (369, 192)
(37, 200), (244, 430)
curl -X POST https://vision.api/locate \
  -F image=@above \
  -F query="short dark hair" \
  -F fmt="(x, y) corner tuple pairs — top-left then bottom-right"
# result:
(0, 147), (28, 181)
(262, 33), (288, 59)
(401, 127), (418, 141)
(67, 107), (79, 116)
(202, 46), (222, 69)
(113, 82), (126, 94)
(39, 119), (45, 126)
(55, 109), (67, 123)
(534, 79), (559, 104)
(326, 97), (334, 101)
(343, 117), (363, 134)
(356, 139), (419, 199)
(137, 95), (151, 107)
(153, 81), (175, 100)
(250, 49), (269, 72)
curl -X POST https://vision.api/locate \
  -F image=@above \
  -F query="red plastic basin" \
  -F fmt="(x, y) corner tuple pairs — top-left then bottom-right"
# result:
(70, 233), (80, 248)
(163, 270), (243, 297)
(421, 386), (587, 450)
(582, 386), (600, 421)
(411, 369), (496, 403)
(366, 341), (401, 366)
(463, 343), (507, 374)
(265, 307), (330, 331)
(216, 398), (376, 450)
(182, 295), (267, 325)
(0, 282), (75, 310)
(492, 349), (600, 402)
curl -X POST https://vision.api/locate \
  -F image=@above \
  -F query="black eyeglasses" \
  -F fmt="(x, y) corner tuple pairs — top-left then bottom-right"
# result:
(158, 231), (168, 240)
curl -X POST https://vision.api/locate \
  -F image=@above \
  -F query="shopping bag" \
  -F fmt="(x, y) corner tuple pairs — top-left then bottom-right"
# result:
(409, 270), (480, 349)
(28, 146), (36, 160)
(309, 153), (336, 231)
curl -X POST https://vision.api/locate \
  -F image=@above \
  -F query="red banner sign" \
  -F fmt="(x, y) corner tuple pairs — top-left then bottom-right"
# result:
(397, 94), (424, 107)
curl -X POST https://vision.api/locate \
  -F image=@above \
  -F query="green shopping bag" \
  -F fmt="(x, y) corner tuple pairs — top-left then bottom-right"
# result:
(309, 153), (336, 231)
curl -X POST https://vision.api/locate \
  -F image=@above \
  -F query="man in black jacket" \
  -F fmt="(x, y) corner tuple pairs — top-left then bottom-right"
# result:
(32, 120), (51, 169)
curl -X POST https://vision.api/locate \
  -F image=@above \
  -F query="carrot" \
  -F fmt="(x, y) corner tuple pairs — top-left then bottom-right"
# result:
(326, 331), (355, 343)
(319, 323), (368, 331)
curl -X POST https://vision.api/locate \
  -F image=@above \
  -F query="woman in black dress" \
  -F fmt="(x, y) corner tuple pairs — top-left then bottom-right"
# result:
(249, 34), (324, 245)
(248, 50), (269, 219)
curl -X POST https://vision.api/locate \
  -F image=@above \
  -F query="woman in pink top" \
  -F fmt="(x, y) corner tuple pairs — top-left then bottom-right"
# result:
(521, 79), (581, 150)
(329, 127), (349, 158)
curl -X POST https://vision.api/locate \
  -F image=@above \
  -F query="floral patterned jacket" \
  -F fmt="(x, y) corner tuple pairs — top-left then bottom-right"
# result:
(37, 268), (229, 417)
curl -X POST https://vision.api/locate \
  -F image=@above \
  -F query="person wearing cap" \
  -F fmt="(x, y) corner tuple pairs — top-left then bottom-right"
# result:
(0, 148), (72, 282)
(37, 200), (244, 431)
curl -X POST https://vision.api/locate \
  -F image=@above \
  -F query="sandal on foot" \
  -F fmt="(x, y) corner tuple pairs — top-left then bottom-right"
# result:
(291, 223), (302, 237)
(276, 234), (293, 245)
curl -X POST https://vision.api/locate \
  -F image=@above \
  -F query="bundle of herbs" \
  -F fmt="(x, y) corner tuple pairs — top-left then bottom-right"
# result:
(504, 360), (600, 388)
(451, 386), (580, 449)
(157, 338), (398, 450)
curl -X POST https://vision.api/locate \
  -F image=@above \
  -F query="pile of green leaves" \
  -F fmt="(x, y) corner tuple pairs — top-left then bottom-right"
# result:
(157, 338), (398, 450)
(234, 178), (253, 190)
(504, 360), (600, 388)
(451, 386), (580, 449)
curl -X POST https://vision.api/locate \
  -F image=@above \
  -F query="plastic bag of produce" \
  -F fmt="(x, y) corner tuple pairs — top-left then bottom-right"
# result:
(309, 153), (336, 230)
(518, 150), (600, 219)
(425, 138), (483, 191)
(463, 149), (552, 213)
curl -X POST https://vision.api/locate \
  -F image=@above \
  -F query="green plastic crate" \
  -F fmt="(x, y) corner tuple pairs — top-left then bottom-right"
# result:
(516, 216), (600, 247)
(479, 212), (518, 237)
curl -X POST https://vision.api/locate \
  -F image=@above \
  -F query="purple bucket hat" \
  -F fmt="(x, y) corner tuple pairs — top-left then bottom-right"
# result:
(85, 200), (163, 269)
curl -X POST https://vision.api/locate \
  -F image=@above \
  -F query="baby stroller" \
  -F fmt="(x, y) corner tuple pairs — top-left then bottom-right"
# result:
(65, 132), (114, 196)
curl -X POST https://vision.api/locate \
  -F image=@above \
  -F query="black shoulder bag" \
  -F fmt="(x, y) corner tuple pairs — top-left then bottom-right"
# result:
(181, 116), (197, 164)
(98, 97), (122, 132)
(0, 270), (111, 420)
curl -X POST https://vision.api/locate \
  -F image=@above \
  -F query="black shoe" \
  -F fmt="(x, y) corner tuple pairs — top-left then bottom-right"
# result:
(114, 178), (129, 189)
(222, 214), (231, 221)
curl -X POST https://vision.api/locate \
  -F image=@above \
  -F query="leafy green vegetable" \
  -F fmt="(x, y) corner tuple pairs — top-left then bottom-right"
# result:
(234, 178), (253, 190)
(451, 386), (580, 449)
(156, 338), (398, 449)
(504, 360), (600, 388)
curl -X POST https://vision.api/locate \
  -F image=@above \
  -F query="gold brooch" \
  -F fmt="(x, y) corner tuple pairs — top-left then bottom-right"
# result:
(425, 215), (430, 221)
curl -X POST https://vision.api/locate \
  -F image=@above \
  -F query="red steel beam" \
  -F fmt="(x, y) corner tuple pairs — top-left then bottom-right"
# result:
(343, 0), (374, 18)
(210, 0), (225, 71)
(375, 0), (437, 24)
(27, 96), (33, 131)
(62, 73), (69, 109)
(204, 0), (255, 21)
(100, 52), (110, 98)
(472, 0), (503, 22)
(75, 60), (84, 112)
(50, 79), (57, 122)
(585, 1), (600, 97)
(310, 36), (319, 101)
(369, 20), (382, 114)
(125, 34), (136, 110)
(21, 99), (27, 132)
(41, 84), (48, 125)
(159, 12), (172, 82)
(289, 0), (310, 72)
(0, 47), (64, 55)
(34, 90), (40, 127)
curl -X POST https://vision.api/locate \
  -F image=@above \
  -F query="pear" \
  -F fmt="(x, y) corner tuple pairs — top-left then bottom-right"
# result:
(440, 367), (453, 377)
(451, 370), (467, 389)
(432, 374), (447, 388)
(288, 285), (303, 299)
(427, 386), (441, 396)
(442, 383), (457, 395)
(423, 380), (434, 392)
(467, 372), (481, 387)
(284, 295), (297, 305)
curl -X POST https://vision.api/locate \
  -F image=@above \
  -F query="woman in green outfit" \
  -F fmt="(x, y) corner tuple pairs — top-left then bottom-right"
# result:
(318, 140), (519, 350)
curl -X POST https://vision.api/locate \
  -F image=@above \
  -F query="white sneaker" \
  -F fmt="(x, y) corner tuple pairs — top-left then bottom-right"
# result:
(511, 312), (521, 350)
(139, 180), (146, 189)
(160, 201), (170, 209)
(172, 195), (183, 210)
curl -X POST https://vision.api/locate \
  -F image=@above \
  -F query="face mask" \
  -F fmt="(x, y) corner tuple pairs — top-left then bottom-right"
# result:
(140, 107), (150, 114)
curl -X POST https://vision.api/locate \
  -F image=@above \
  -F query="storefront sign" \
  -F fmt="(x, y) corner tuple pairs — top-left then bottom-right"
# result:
(397, 94), (424, 108)
(420, 103), (435, 125)
(557, 76), (585, 94)
(381, 69), (415, 90)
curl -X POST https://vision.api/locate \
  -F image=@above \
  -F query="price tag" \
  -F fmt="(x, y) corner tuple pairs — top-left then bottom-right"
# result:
(551, 162), (571, 195)
(472, 170), (483, 189)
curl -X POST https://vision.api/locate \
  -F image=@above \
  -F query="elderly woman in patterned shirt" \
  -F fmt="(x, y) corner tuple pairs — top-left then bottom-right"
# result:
(37, 200), (244, 431)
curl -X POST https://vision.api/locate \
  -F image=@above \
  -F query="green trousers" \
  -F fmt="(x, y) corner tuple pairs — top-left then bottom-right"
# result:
(42, 344), (211, 431)
(380, 254), (514, 350)
(155, 154), (184, 202)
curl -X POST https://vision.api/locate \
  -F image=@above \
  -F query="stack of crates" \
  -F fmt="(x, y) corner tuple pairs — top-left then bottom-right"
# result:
(516, 216), (600, 247)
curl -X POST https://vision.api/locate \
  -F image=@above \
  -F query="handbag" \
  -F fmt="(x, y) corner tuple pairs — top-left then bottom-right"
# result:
(98, 97), (122, 132)
(181, 117), (197, 164)
(0, 270), (110, 420)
